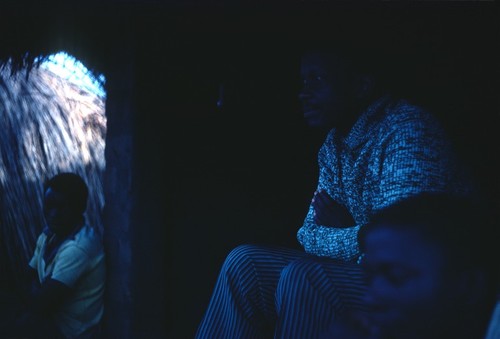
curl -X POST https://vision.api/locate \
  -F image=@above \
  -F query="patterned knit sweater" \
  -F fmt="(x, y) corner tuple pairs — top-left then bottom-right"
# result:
(297, 95), (474, 261)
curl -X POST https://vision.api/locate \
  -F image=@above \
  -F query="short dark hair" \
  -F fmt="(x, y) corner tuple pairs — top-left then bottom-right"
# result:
(359, 193), (498, 285)
(298, 34), (386, 77)
(44, 172), (88, 215)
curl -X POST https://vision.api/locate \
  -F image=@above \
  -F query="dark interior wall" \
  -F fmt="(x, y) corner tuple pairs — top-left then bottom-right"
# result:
(132, 15), (320, 337)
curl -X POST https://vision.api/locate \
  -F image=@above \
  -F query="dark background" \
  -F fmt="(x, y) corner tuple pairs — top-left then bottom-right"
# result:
(1, 2), (498, 338)
(152, 7), (498, 337)
(151, 6), (499, 336)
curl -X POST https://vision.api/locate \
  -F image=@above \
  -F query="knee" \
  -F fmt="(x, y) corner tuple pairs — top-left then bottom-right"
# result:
(221, 244), (265, 277)
(278, 258), (320, 290)
(275, 258), (321, 310)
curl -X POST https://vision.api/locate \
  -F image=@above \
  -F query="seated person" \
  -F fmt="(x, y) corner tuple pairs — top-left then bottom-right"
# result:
(196, 45), (476, 338)
(11, 172), (106, 339)
(322, 193), (499, 338)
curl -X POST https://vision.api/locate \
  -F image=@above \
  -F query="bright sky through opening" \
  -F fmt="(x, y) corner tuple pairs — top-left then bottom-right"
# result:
(40, 52), (106, 98)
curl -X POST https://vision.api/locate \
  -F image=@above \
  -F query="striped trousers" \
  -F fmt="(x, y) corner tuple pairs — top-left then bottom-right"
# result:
(195, 244), (367, 339)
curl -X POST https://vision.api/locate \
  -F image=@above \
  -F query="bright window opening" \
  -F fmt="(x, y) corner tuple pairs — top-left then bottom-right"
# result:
(0, 50), (107, 277)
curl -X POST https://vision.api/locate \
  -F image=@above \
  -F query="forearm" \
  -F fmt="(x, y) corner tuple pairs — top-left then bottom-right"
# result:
(17, 266), (39, 303)
(25, 278), (72, 315)
(297, 207), (361, 261)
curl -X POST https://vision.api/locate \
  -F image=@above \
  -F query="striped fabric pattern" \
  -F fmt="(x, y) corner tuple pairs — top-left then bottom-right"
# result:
(196, 244), (366, 339)
(485, 300), (500, 339)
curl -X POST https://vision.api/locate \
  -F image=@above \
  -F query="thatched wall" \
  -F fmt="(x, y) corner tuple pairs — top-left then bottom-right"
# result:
(0, 61), (106, 286)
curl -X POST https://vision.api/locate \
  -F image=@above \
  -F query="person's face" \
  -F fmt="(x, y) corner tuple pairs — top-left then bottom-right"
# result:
(43, 188), (77, 234)
(298, 51), (353, 128)
(361, 226), (458, 338)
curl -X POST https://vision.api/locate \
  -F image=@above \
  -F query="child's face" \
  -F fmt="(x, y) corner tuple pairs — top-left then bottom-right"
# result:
(360, 225), (457, 337)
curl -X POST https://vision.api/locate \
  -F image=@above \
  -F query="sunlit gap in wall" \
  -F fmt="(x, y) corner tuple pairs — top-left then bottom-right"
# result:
(35, 51), (108, 234)
(0, 50), (108, 243)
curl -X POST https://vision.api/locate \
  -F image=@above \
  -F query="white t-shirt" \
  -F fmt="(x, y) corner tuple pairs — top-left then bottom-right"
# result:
(29, 224), (105, 338)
